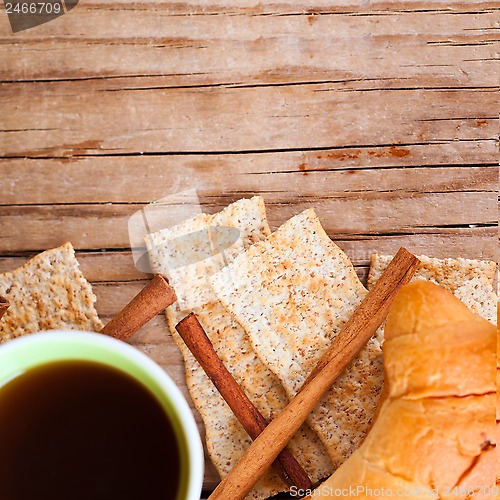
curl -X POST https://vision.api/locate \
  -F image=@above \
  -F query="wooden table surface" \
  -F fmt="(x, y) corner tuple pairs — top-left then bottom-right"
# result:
(0, 0), (498, 495)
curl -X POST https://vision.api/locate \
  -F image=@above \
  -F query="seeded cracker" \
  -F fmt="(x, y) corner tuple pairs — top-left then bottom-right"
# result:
(0, 242), (103, 343)
(146, 198), (332, 500)
(211, 208), (383, 469)
(368, 254), (497, 324)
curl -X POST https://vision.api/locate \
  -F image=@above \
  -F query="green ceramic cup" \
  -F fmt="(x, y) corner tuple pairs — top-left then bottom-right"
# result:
(0, 330), (204, 500)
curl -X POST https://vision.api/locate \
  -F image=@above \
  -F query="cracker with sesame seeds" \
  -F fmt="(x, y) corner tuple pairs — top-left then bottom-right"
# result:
(0, 242), (103, 344)
(211, 208), (384, 469)
(368, 254), (497, 324)
(146, 197), (332, 500)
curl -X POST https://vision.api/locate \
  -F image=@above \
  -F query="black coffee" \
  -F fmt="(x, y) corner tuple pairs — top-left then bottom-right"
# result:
(0, 360), (181, 500)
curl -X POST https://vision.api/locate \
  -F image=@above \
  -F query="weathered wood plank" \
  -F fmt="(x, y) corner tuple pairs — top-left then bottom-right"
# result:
(0, 193), (496, 253)
(1, 85), (497, 156)
(0, 159), (496, 205)
(0, 227), (495, 285)
(2, 0), (498, 14)
(0, 5), (497, 86)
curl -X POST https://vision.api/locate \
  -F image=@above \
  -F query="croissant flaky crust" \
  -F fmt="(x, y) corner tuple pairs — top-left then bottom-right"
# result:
(308, 281), (496, 499)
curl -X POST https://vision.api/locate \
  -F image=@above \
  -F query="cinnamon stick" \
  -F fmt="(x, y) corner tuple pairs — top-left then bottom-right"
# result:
(0, 296), (10, 321)
(176, 313), (312, 491)
(208, 248), (420, 500)
(101, 274), (176, 341)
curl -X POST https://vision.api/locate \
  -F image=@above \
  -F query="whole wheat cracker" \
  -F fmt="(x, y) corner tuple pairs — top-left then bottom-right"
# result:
(368, 254), (497, 324)
(146, 198), (333, 500)
(211, 208), (383, 469)
(0, 242), (103, 343)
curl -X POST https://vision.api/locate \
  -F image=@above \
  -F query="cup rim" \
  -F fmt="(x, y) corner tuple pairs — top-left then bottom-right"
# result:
(0, 330), (204, 500)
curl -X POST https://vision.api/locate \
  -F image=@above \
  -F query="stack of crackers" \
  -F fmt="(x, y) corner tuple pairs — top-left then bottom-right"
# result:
(145, 196), (498, 499)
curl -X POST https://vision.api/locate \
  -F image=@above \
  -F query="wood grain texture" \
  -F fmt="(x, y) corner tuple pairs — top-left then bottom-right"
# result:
(1, 86), (497, 155)
(0, 2), (497, 86)
(0, 0), (497, 494)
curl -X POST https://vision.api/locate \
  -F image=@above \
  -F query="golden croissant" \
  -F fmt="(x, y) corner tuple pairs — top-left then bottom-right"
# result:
(307, 281), (496, 499)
